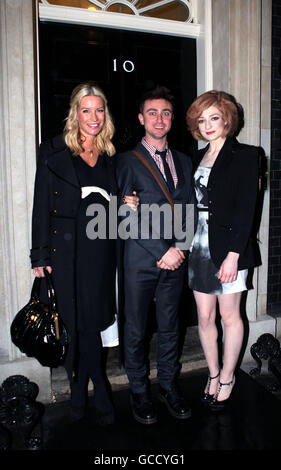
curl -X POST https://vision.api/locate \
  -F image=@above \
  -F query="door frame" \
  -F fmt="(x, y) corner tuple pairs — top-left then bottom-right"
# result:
(37, 1), (213, 140)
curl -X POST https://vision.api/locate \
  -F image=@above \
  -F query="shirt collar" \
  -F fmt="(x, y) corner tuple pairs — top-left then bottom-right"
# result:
(141, 137), (169, 156)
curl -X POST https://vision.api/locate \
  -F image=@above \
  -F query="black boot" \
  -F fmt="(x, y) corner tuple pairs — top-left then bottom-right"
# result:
(70, 380), (87, 422)
(159, 386), (191, 419)
(130, 392), (157, 425)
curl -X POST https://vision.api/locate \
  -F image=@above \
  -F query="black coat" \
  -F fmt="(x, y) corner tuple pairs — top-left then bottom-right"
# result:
(193, 137), (261, 270)
(30, 134), (118, 375)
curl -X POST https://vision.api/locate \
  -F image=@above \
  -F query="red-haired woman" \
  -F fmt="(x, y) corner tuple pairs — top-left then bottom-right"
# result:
(186, 90), (260, 410)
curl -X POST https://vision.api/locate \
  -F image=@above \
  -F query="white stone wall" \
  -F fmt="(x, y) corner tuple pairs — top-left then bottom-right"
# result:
(0, 0), (51, 402)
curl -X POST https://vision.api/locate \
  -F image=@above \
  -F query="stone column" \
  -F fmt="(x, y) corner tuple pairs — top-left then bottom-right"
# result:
(0, 0), (51, 402)
(229, 0), (261, 146)
(229, 0), (261, 325)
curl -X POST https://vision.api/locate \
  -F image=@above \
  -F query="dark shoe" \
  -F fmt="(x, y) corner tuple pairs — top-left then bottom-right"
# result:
(209, 376), (235, 411)
(70, 380), (87, 420)
(201, 371), (220, 405)
(130, 392), (157, 425)
(95, 410), (115, 426)
(70, 405), (86, 422)
(159, 386), (191, 419)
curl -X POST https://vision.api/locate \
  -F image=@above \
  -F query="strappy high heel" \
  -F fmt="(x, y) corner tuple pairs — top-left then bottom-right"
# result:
(209, 376), (235, 411)
(201, 371), (220, 404)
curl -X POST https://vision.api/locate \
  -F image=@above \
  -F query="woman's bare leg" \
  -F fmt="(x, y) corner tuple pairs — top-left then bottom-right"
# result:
(216, 291), (243, 401)
(193, 290), (220, 395)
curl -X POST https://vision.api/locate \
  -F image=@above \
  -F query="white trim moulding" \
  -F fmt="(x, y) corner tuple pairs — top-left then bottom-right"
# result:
(39, 5), (201, 38)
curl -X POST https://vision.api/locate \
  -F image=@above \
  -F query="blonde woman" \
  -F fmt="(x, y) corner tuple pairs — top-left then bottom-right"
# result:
(30, 82), (136, 424)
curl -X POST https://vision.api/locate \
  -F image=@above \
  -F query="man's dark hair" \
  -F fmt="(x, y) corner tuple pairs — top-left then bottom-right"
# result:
(139, 86), (175, 114)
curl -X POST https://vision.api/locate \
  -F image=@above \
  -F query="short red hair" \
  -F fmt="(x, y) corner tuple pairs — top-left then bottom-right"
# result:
(186, 90), (240, 141)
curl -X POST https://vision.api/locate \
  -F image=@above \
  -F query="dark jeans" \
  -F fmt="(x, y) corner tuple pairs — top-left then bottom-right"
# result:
(124, 263), (185, 394)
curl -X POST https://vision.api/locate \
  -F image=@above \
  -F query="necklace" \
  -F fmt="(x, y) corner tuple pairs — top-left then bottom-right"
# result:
(80, 137), (96, 157)
(80, 147), (98, 167)
(83, 147), (96, 158)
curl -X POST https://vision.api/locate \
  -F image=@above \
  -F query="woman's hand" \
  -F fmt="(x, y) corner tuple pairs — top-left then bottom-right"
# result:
(218, 252), (239, 283)
(157, 247), (185, 271)
(123, 191), (139, 211)
(33, 266), (52, 278)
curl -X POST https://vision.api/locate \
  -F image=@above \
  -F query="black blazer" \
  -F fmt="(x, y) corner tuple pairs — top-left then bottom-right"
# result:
(193, 137), (261, 270)
(116, 142), (195, 267)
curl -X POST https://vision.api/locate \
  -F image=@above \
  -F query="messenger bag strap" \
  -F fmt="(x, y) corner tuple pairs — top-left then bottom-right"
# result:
(132, 149), (175, 210)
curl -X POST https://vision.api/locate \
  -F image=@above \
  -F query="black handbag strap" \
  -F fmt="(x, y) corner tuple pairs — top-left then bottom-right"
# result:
(30, 269), (57, 313)
(30, 276), (41, 300)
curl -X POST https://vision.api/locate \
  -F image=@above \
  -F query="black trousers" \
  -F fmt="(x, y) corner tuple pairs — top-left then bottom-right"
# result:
(123, 263), (186, 394)
(70, 331), (113, 413)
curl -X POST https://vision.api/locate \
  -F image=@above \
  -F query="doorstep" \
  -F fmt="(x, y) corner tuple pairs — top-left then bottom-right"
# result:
(50, 325), (206, 402)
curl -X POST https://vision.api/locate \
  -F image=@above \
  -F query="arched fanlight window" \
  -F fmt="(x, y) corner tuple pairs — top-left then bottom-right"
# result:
(39, 0), (195, 23)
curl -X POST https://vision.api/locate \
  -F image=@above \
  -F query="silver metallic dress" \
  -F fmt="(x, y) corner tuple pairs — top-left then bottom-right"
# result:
(188, 166), (247, 295)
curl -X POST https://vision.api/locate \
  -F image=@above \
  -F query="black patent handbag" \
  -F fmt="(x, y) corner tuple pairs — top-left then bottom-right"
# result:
(10, 269), (69, 368)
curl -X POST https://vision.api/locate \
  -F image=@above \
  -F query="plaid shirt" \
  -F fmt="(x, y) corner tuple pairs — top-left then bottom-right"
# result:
(141, 138), (178, 188)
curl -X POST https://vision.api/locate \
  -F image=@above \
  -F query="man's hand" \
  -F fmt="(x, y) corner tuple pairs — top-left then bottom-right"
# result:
(157, 247), (185, 270)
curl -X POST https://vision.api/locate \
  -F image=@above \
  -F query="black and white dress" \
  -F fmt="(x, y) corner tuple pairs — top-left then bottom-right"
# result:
(188, 166), (247, 295)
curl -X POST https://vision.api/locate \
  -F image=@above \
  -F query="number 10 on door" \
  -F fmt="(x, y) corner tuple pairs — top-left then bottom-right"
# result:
(113, 59), (135, 73)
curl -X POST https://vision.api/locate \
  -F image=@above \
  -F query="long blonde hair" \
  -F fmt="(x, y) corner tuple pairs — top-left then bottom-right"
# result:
(64, 82), (115, 156)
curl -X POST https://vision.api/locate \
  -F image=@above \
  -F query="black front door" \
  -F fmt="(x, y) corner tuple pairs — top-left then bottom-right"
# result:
(39, 20), (198, 327)
(39, 21), (197, 154)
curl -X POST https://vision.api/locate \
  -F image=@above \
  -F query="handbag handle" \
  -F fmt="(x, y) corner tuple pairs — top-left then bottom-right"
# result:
(30, 269), (57, 313)
(31, 269), (60, 339)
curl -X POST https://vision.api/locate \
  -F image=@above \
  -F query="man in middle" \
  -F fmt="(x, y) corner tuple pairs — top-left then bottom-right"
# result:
(116, 86), (195, 425)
